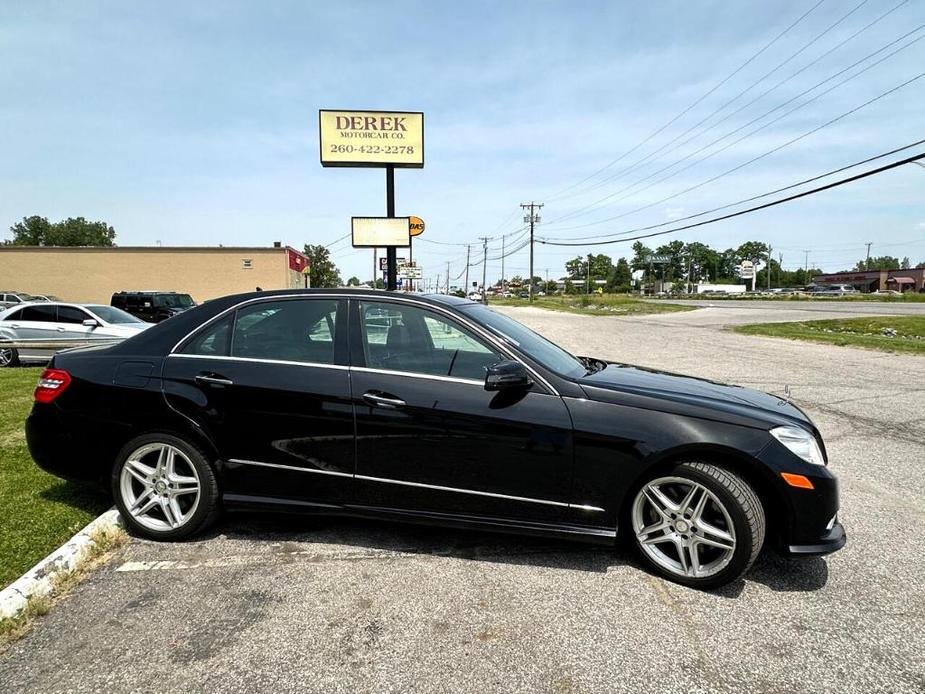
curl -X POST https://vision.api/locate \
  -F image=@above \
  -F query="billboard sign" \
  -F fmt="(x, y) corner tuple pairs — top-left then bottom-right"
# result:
(320, 110), (424, 168)
(352, 217), (411, 248)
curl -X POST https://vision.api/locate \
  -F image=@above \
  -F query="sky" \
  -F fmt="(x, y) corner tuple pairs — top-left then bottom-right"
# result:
(1, 0), (923, 288)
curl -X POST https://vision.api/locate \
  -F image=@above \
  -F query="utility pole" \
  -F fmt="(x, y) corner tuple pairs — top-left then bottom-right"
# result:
(479, 236), (490, 305)
(803, 250), (810, 276)
(687, 254), (693, 294)
(521, 202), (543, 302)
(767, 243), (772, 291)
(501, 235), (506, 294)
(445, 260), (450, 294)
(865, 242), (872, 269)
(464, 244), (471, 297)
(587, 254), (592, 294)
(373, 248), (378, 288)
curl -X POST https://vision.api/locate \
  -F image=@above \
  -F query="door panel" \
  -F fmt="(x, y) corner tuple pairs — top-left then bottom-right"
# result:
(162, 298), (354, 504)
(350, 299), (574, 523)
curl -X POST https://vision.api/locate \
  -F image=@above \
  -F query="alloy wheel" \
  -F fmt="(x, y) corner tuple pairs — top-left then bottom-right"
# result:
(0, 348), (13, 367)
(631, 476), (737, 579)
(119, 442), (202, 532)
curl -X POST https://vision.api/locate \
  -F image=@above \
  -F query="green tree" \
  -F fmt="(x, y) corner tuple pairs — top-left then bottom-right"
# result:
(10, 215), (116, 246)
(854, 255), (900, 271)
(303, 244), (342, 288)
(544, 279), (559, 294)
(346, 276), (360, 286)
(608, 257), (633, 292)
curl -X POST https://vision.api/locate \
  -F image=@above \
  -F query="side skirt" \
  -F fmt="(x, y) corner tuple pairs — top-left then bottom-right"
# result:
(222, 493), (617, 546)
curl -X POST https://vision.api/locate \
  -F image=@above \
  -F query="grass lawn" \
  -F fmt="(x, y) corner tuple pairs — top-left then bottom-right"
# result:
(0, 368), (108, 588)
(734, 316), (925, 355)
(490, 294), (694, 316)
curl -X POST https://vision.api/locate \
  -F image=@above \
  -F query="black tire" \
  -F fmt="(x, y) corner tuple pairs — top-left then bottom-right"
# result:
(0, 347), (19, 368)
(111, 432), (221, 541)
(628, 461), (765, 590)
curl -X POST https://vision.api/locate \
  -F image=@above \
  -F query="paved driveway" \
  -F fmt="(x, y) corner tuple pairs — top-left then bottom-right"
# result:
(1, 304), (923, 693)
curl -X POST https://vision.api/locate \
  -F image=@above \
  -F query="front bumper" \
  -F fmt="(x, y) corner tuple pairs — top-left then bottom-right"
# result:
(785, 520), (846, 556)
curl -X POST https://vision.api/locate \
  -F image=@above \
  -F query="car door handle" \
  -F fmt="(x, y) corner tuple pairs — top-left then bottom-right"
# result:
(362, 392), (406, 409)
(10, 324), (19, 329)
(195, 374), (234, 387)
(56, 327), (66, 332)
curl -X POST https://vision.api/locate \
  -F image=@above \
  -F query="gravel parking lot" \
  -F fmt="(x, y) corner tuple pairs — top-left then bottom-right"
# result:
(1, 303), (923, 693)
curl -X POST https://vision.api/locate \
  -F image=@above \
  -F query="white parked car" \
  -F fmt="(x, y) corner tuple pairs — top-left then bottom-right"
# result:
(0, 302), (151, 367)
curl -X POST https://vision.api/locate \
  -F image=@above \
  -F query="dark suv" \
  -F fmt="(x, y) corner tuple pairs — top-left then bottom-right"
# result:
(111, 291), (196, 323)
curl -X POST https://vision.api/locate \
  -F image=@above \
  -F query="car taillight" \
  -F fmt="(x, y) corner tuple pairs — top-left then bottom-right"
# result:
(34, 369), (72, 404)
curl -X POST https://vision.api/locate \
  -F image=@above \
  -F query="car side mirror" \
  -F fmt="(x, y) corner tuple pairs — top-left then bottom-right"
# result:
(82, 318), (99, 328)
(485, 360), (533, 391)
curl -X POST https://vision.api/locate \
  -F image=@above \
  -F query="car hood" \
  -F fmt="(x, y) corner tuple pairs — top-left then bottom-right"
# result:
(578, 362), (812, 428)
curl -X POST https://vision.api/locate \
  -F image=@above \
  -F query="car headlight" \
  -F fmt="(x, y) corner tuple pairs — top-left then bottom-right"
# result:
(770, 425), (826, 466)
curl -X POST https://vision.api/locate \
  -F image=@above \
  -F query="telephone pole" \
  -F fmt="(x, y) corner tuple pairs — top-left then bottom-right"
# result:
(767, 243), (772, 291)
(501, 235), (506, 294)
(521, 202), (543, 302)
(464, 244), (471, 296)
(803, 250), (810, 275)
(587, 253), (592, 294)
(865, 242), (872, 269)
(479, 236), (491, 304)
(445, 260), (450, 294)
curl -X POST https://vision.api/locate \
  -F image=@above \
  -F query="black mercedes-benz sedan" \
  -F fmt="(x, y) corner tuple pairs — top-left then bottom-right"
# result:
(25, 289), (844, 588)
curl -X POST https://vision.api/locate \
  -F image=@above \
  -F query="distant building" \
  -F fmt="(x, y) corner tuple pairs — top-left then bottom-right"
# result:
(813, 268), (925, 293)
(0, 244), (310, 304)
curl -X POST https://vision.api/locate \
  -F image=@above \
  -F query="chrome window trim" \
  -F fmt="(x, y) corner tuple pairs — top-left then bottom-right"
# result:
(168, 353), (349, 371)
(351, 365), (482, 386)
(227, 458), (604, 512)
(169, 292), (559, 396)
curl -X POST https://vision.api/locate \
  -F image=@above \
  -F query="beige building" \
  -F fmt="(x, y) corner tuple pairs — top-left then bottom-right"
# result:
(0, 244), (310, 304)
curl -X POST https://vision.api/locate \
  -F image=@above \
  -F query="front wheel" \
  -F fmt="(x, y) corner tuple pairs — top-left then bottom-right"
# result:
(112, 433), (221, 540)
(629, 462), (765, 589)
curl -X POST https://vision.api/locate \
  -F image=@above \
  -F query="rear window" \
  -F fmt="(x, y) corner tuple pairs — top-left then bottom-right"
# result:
(20, 305), (57, 322)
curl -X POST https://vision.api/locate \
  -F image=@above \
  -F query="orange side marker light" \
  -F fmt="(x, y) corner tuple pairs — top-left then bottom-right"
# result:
(781, 472), (814, 490)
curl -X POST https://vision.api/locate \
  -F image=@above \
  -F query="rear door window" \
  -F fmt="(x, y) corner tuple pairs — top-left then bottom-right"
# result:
(231, 299), (339, 364)
(20, 305), (57, 322)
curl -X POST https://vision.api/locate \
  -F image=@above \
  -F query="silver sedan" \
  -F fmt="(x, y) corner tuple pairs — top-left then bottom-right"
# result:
(0, 302), (151, 367)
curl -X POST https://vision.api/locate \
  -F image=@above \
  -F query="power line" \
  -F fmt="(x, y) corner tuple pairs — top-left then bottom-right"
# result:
(544, 0), (827, 202)
(538, 151), (925, 248)
(556, 0), (885, 205)
(541, 139), (925, 242)
(544, 63), (925, 233)
(547, 25), (925, 229)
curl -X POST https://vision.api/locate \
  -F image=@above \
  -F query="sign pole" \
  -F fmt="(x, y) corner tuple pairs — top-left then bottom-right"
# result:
(386, 165), (397, 291)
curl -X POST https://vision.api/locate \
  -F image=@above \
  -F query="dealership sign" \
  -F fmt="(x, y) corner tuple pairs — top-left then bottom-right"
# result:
(409, 216), (425, 237)
(352, 217), (411, 248)
(320, 110), (424, 168)
(738, 260), (755, 279)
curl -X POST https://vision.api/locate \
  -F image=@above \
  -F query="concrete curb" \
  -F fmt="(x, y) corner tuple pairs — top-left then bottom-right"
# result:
(0, 508), (124, 620)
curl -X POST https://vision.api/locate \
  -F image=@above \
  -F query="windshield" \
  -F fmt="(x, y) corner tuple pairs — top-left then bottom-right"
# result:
(464, 304), (587, 378)
(154, 294), (194, 309)
(86, 305), (145, 324)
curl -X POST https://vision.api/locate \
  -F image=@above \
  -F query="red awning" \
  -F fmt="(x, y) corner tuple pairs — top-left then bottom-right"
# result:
(887, 276), (914, 284)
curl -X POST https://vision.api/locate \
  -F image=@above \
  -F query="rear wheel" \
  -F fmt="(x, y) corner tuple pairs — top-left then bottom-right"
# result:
(112, 433), (221, 540)
(0, 347), (19, 368)
(629, 462), (765, 589)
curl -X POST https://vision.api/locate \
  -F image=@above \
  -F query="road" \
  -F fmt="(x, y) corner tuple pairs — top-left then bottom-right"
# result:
(1, 304), (923, 693)
(649, 297), (925, 321)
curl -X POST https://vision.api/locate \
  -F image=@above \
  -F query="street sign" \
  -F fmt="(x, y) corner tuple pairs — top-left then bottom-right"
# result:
(352, 217), (410, 248)
(647, 254), (671, 264)
(380, 257), (406, 271)
(319, 110), (424, 168)
(409, 216), (425, 237)
(739, 260), (755, 279)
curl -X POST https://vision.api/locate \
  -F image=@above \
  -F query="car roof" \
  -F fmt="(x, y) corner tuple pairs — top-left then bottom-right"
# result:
(195, 288), (478, 308)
